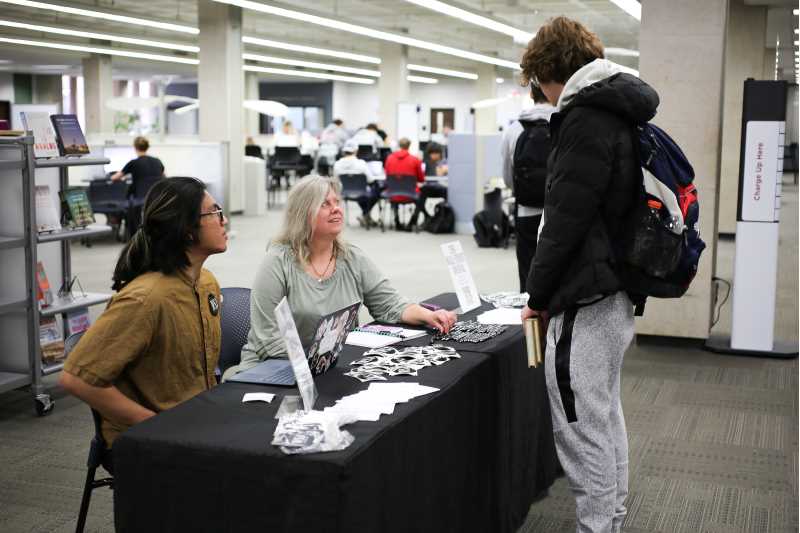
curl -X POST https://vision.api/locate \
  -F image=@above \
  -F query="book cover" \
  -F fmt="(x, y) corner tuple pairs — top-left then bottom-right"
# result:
(66, 308), (91, 336)
(40, 316), (65, 363)
(523, 317), (544, 368)
(36, 261), (53, 308)
(20, 111), (60, 158)
(60, 187), (95, 227)
(34, 185), (61, 233)
(49, 114), (90, 156)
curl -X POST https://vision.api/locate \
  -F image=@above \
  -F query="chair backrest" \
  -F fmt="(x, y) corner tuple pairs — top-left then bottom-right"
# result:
(338, 173), (368, 197)
(219, 287), (251, 375)
(132, 175), (163, 202)
(357, 144), (378, 161)
(379, 147), (392, 163)
(275, 146), (301, 164)
(88, 179), (129, 205)
(385, 174), (418, 198)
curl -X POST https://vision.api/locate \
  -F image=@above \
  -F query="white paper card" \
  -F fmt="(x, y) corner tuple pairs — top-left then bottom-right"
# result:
(441, 240), (480, 313)
(477, 308), (522, 325)
(242, 392), (275, 403)
(274, 297), (317, 411)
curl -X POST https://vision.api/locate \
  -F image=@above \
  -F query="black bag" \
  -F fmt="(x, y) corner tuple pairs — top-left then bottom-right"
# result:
(423, 202), (455, 234)
(512, 119), (550, 208)
(473, 209), (510, 248)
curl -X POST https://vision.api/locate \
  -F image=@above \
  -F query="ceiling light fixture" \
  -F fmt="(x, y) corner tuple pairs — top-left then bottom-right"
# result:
(243, 53), (380, 77)
(608, 0), (641, 21)
(605, 47), (640, 57)
(212, 0), (520, 70)
(243, 64), (375, 84)
(0, 36), (200, 64)
(407, 63), (478, 80)
(0, 19), (199, 52)
(0, 0), (198, 34)
(407, 75), (438, 84)
(399, 0), (532, 44)
(242, 36), (380, 64)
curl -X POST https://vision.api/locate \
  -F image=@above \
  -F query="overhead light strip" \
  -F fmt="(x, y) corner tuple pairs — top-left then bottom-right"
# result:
(243, 36), (379, 64)
(407, 63), (477, 80)
(0, 36), (200, 64)
(0, 19), (199, 52)
(400, 0), (532, 43)
(212, 0), (520, 70)
(243, 64), (375, 84)
(0, 0), (199, 34)
(608, 0), (641, 21)
(243, 53), (380, 77)
(407, 75), (438, 84)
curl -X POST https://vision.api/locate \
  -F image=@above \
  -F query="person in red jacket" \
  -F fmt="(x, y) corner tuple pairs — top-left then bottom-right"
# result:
(384, 138), (425, 230)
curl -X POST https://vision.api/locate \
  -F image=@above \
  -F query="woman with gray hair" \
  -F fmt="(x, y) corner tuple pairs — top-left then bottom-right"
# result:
(224, 175), (456, 379)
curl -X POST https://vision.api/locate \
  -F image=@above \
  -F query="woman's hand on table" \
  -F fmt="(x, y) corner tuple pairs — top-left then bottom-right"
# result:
(425, 309), (457, 334)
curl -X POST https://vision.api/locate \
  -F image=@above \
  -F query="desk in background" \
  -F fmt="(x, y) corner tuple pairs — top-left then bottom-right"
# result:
(113, 293), (559, 533)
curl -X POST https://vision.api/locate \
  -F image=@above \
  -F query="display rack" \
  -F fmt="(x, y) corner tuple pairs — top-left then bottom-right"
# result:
(0, 136), (112, 415)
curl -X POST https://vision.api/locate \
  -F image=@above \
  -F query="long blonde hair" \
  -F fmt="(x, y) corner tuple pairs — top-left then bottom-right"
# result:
(275, 175), (347, 264)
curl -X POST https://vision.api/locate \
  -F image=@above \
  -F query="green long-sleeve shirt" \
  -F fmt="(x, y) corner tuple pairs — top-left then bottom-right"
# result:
(224, 243), (410, 379)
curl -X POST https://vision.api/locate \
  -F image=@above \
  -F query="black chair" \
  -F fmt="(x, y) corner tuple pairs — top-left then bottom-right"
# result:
(270, 147), (304, 190)
(357, 144), (378, 161)
(126, 175), (163, 240)
(64, 332), (114, 533)
(379, 147), (392, 164)
(217, 287), (251, 379)
(87, 179), (129, 241)
(338, 173), (370, 228)
(381, 174), (419, 232)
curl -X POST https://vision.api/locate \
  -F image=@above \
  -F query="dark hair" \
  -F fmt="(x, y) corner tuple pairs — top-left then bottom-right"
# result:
(133, 136), (149, 152)
(366, 123), (378, 131)
(519, 16), (604, 86)
(111, 177), (206, 291)
(426, 142), (443, 156)
(333, 119), (343, 126)
(530, 85), (548, 104)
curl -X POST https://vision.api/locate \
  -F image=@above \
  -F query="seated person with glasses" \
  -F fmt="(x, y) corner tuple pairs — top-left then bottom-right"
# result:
(222, 175), (456, 380)
(60, 177), (228, 448)
(411, 143), (449, 229)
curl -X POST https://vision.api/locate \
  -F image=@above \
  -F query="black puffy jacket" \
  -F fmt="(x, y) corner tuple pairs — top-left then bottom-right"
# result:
(526, 72), (660, 315)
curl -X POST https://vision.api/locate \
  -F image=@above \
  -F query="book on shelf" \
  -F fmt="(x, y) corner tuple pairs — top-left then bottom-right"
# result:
(35, 185), (62, 233)
(523, 317), (545, 368)
(66, 307), (91, 336)
(39, 316), (65, 364)
(36, 261), (53, 308)
(0, 129), (25, 136)
(20, 111), (60, 158)
(60, 187), (95, 228)
(49, 114), (90, 156)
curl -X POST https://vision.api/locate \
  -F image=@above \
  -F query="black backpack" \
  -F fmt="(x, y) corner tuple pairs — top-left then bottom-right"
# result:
(423, 202), (455, 234)
(473, 209), (510, 248)
(512, 119), (550, 208)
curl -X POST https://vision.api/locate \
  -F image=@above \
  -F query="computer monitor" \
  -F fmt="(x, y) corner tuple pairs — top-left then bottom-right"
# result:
(103, 146), (137, 174)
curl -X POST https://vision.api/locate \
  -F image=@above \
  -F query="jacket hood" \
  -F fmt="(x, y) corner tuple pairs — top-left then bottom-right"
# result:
(557, 58), (659, 124)
(518, 103), (556, 122)
(394, 149), (410, 159)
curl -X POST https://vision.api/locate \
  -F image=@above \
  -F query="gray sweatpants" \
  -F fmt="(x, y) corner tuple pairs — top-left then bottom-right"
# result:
(544, 291), (635, 533)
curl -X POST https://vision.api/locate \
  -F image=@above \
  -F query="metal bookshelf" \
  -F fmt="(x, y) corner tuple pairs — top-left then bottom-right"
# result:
(0, 136), (112, 415)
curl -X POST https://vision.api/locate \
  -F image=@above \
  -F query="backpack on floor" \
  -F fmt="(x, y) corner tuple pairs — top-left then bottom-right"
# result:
(473, 209), (510, 248)
(618, 123), (706, 315)
(512, 119), (550, 208)
(423, 202), (455, 234)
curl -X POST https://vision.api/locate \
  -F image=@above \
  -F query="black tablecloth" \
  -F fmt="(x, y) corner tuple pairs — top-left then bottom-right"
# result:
(113, 293), (559, 533)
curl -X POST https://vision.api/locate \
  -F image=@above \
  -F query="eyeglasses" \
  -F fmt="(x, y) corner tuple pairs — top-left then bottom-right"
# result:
(200, 205), (224, 224)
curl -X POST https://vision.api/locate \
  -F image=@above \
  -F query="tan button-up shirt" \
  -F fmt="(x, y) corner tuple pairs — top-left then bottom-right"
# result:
(63, 269), (221, 446)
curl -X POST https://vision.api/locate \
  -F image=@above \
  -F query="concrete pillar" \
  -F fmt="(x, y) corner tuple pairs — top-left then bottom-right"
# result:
(636, 0), (728, 339)
(378, 42), (409, 140)
(245, 71), (260, 136)
(474, 65), (497, 134)
(718, 0), (767, 235)
(82, 54), (113, 134)
(198, 0), (244, 214)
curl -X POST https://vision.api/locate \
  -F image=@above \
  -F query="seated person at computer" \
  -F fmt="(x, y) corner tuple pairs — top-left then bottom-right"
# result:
(411, 143), (449, 228)
(111, 136), (165, 195)
(384, 137), (425, 230)
(245, 136), (264, 159)
(59, 177), (228, 448)
(222, 175), (456, 380)
(333, 139), (381, 227)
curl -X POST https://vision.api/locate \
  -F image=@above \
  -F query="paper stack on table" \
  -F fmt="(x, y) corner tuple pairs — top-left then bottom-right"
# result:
(476, 307), (522, 325)
(324, 382), (440, 424)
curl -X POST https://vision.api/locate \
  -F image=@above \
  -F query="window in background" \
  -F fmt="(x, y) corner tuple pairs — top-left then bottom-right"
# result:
(261, 105), (326, 134)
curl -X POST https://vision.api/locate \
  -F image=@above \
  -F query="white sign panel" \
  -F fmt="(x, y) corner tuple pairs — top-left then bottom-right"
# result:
(740, 121), (783, 222)
(274, 297), (317, 411)
(441, 240), (480, 313)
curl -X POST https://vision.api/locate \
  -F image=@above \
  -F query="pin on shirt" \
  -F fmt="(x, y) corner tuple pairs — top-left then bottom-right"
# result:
(208, 293), (219, 316)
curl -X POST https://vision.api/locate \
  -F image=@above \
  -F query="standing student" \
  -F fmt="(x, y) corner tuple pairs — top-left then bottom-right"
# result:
(501, 86), (555, 291)
(59, 177), (228, 448)
(111, 136), (165, 238)
(519, 17), (659, 533)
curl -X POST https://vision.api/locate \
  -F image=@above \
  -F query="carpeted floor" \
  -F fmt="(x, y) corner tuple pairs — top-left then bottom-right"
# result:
(0, 181), (796, 532)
